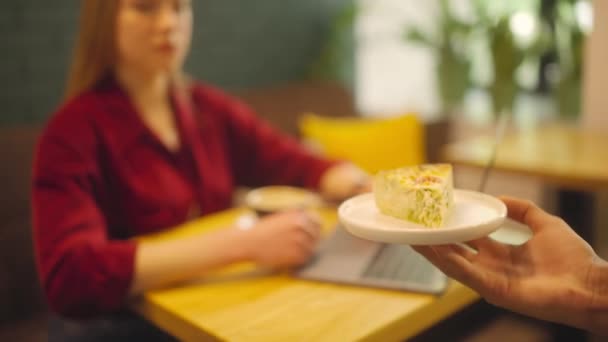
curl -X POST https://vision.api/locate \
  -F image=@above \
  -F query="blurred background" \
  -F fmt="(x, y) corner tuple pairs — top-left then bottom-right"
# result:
(0, 0), (605, 340)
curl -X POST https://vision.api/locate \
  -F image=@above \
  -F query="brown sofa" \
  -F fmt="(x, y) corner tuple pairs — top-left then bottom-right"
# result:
(236, 81), (357, 136)
(0, 125), (47, 326)
(236, 81), (449, 162)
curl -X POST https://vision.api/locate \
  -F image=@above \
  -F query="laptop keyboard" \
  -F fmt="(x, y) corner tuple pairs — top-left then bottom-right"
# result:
(362, 244), (440, 284)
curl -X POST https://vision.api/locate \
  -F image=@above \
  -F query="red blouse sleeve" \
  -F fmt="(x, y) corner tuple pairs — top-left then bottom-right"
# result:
(194, 84), (340, 189)
(32, 107), (136, 319)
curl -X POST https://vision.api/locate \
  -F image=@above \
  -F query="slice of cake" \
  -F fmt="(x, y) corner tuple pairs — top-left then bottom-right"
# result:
(373, 164), (454, 228)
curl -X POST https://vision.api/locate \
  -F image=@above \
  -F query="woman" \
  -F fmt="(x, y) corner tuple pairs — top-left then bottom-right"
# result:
(33, 0), (368, 339)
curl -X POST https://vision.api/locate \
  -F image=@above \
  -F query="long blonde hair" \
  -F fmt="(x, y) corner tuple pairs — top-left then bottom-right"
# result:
(65, 0), (191, 103)
(64, 0), (120, 101)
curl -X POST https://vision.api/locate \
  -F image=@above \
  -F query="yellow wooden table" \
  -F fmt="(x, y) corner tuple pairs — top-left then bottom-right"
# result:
(444, 122), (608, 252)
(132, 208), (478, 342)
(443, 124), (608, 191)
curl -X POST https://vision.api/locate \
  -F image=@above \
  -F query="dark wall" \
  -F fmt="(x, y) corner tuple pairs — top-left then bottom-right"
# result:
(0, 0), (353, 125)
(187, 0), (354, 90)
(0, 1), (77, 124)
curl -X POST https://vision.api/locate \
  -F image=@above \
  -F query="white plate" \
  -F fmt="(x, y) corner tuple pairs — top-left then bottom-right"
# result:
(338, 190), (507, 245)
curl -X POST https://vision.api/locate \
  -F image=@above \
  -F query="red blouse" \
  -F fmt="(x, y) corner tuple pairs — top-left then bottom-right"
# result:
(32, 79), (336, 318)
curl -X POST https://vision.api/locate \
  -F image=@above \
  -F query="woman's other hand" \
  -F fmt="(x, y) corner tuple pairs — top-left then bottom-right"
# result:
(242, 210), (321, 269)
(319, 163), (371, 202)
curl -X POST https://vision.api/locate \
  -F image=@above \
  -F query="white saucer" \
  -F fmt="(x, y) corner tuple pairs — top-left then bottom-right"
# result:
(338, 190), (507, 245)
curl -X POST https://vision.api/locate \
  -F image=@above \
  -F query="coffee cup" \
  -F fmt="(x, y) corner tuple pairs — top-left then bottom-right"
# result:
(244, 186), (323, 217)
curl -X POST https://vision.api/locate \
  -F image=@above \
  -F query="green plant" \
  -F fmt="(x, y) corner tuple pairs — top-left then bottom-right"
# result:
(553, 0), (588, 118)
(486, 17), (524, 116)
(405, 0), (553, 116)
(314, 0), (588, 120)
(462, 0), (553, 116)
(404, 0), (473, 111)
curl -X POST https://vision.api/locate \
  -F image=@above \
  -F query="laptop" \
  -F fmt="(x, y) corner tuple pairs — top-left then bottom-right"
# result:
(295, 225), (448, 295)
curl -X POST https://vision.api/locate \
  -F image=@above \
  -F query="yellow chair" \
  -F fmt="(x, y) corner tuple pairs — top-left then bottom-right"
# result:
(299, 113), (425, 174)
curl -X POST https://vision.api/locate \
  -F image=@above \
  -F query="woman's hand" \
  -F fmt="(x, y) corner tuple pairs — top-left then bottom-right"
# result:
(242, 210), (321, 269)
(413, 196), (604, 331)
(319, 163), (371, 202)
(131, 210), (320, 294)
